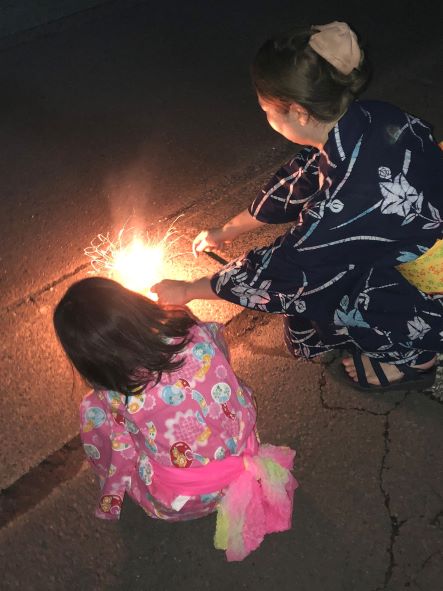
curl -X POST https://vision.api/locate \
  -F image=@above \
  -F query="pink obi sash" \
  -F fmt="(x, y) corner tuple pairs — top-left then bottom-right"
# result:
(148, 432), (298, 561)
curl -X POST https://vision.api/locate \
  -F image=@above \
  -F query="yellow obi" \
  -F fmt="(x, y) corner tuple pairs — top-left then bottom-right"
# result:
(397, 239), (443, 294)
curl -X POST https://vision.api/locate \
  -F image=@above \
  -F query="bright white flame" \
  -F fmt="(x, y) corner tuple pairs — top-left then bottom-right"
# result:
(113, 238), (164, 296)
(84, 218), (183, 297)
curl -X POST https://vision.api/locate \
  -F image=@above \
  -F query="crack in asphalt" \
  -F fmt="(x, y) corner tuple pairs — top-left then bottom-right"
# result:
(318, 369), (399, 417)
(3, 263), (90, 314)
(375, 410), (408, 591)
(0, 435), (85, 529)
(406, 550), (443, 590)
(318, 365), (415, 591)
(429, 508), (443, 529)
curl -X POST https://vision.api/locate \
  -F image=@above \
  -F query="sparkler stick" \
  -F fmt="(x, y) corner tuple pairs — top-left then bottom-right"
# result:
(201, 249), (228, 265)
(183, 235), (228, 266)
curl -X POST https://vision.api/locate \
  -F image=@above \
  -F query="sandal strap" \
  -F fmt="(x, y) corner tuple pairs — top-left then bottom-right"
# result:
(367, 357), (390, 387)
(352, 351), (369, 387)
(353, 352), (391, 387)
(397, 363), (434, 378)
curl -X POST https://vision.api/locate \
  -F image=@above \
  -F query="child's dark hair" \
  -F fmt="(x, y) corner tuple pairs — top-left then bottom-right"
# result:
(53, 277), (196, 394)
(251, 24), (371, 122)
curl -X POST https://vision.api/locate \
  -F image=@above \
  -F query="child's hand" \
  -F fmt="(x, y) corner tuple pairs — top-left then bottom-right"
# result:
(151, 280), (190, 306)
(192, 228), (229, 257)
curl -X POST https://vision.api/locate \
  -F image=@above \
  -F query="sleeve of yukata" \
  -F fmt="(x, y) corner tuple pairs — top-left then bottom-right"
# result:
(199, 321), (231, 361)
(80, 393), (137, 521)
(210, 236), (313, 315)
(248, 147), (319, 223)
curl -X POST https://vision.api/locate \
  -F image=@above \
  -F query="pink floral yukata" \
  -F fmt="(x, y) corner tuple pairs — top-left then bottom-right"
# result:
(80, 322), (297, 560)
(80, 322), (257, 520)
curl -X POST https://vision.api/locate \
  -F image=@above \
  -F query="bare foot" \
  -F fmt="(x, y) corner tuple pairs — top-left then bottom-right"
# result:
(342, 354), (437, 386)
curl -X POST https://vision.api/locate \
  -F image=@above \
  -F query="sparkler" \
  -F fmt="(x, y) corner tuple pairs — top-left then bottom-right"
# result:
(84, 218), (183, 298)
(85, 214), (229, 299)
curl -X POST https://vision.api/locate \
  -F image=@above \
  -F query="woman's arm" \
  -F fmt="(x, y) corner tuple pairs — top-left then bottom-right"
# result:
(193, 209), (265, 255)
(152, 276), (219, 306)
(222, 208), (265, 238)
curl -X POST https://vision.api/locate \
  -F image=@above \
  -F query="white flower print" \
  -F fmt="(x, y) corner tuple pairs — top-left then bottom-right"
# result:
(378, 166), (392, 180)
(215, 258), (247, 292)
(422, 202), (443, 229)
(294, 300), (306, 313)
(164, 409), (209, 448)
(327, 199), (344, 213)
(379, 172), (421, 217)
(380, 172), (423, 217)
(215, 365), (227, 379)
(208, 401), (222, 420)
(407, 316), (431, 340)
(144, 393), (156, 411)
(231, 280), (271, 308)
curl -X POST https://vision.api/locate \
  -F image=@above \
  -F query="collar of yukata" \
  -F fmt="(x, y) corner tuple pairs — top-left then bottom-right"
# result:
(321, 101), (371, 164)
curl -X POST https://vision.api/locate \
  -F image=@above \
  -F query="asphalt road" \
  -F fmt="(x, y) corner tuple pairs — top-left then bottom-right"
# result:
(2, 312), (443, 590)
(1, 2), (442, 589)
(0, 0), (442, 535)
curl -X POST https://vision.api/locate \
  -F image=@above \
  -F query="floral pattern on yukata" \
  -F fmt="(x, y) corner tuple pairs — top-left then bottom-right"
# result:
(211, 101), (443, 364)
(80, 323), (257, 521)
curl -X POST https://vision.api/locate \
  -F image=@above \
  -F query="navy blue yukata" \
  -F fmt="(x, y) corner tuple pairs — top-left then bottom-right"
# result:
(210, 100), (443, 366)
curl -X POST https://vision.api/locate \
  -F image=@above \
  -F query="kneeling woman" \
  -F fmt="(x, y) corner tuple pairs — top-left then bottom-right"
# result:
(153, 22), (443, 393)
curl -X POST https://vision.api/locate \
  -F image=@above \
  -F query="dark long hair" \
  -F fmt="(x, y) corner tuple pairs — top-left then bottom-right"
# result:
(251, 25), (371, 122)
(53, 277), (196, 394)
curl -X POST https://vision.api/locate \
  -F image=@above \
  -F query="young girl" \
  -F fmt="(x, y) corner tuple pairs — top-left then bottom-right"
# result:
(53, 277), (297, 561)
(153, 21), (443, 393)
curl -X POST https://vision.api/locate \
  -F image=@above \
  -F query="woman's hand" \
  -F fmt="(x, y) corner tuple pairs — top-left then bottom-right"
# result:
(192, 227), (229, 257)
(151, 280), (190, 306)
(192, 209), (265, 257)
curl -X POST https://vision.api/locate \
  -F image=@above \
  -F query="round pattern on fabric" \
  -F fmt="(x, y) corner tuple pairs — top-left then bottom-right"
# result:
(99, 494), (122, 515)
(145, 421), (158, 453)
(211, 382), (231, 404)
(214, 446), (226, 461)
(127, 394), (145, 414)
(236, 388), (250, 407)
(215, 365), (228, 379)
(124, 418), (139, 434)
(192, 342), (214, 361)
(84, 407), (106, 431)
(111, 438), (131, 452)
(170, 441), (193, 468)
(106, 390), (123, 409)
(161, 385), (186, 406)
(138, 453), (154, 485)
(83, 443), (100, 460)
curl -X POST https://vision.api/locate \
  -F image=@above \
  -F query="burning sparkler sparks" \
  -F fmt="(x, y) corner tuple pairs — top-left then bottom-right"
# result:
(84, 218), (183, 298)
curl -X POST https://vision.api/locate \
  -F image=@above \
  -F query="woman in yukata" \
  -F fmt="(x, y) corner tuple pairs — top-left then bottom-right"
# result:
(153, 21), (443, 393)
